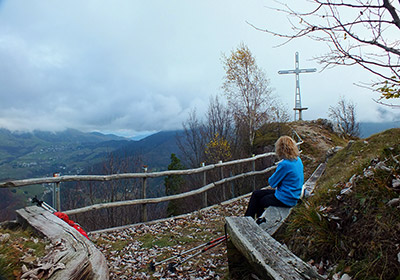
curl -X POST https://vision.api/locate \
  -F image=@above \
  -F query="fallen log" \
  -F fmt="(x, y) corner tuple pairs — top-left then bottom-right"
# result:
(16, 206), (109, 280)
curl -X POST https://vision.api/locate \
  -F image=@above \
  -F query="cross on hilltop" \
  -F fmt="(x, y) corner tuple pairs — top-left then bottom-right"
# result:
(278, 52), (317, 121)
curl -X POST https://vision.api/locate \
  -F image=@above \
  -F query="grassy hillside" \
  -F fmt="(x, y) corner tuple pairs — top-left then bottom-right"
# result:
(276, 128), (400, 279)
(0, 128), (130, 180)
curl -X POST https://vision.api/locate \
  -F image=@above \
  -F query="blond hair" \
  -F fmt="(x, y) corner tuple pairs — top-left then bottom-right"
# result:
(275, 136), (299, 160)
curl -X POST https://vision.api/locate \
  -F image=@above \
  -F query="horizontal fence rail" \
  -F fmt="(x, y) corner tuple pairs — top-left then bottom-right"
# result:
(64, 165), (277, 216)
(0, 152), (276, 188)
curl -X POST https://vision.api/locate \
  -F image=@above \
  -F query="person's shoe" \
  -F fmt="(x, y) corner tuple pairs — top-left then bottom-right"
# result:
(256, 217), (266, 225)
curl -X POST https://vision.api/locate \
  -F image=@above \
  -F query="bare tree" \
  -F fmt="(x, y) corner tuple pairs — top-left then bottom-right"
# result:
(176, 109), (206, 168)
(204, 95), (241, 157)
(253, 0), (400, 101)
(222, 43), (275, 154)
(270, 100), (291, 124)
(205, 95), (234, 144)
(329, 97), (360, 138)
(177, 94), (241, 167)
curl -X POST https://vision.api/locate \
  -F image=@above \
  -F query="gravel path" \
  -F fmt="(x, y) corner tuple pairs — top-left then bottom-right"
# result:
(91, 196), (250, 280)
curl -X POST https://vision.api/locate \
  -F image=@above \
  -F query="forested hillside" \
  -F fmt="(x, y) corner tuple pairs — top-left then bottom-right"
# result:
(0, 128), (129, 180)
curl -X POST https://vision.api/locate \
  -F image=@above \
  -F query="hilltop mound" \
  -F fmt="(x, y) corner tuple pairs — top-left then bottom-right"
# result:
(255, 119), (347, 178)
(289, 120), (346, 176)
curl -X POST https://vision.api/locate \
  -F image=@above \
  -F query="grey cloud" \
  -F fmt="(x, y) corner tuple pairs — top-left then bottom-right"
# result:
(0, 0), (393, 137)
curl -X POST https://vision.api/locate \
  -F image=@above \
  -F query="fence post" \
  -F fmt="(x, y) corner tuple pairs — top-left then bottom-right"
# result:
(56, 182), (61, 211)
(252, 155), (256, 191)
(53, 173), (61, 211)
(202, 162), (207, 208)
(219, 160), (225, 201)
(230, 170), (235, 198)
(142, 165), (148, 222)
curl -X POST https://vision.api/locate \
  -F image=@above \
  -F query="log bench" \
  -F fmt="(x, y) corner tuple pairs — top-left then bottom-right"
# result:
(225, 163), (326, 279)
(226, 216), (323, 280)
(259, 163), (326, 235)
(16, 206), (109, 280)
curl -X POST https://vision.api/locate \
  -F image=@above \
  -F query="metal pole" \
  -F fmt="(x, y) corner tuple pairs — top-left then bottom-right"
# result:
(142, 165), (148, 222)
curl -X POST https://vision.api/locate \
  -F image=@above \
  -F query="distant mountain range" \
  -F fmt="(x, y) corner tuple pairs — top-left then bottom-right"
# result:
(359, 121), (400, 138)
(110, 130), (183, 170)
(0, 128), (182, 181)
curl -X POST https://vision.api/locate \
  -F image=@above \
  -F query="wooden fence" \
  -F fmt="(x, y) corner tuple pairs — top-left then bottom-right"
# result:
(0, 132), (302, 226)
(0, 152), (278, 218)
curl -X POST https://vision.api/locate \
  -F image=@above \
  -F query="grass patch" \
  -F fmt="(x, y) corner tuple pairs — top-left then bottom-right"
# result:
(111, 240), (130, 251)
(138, 224), (214, 250)
(0, 226), (49, 279)
(139, 233), (177, 249)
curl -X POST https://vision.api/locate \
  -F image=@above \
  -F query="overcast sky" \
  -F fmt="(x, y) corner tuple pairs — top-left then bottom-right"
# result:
(0, 1), (399, 138)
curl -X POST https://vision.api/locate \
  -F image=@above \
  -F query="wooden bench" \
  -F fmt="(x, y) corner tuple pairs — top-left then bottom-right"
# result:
(16, 206), (109, 280)
(225, 163), (326, 279)
(226, 216), (323, 280)
(259, 163), (326, 235)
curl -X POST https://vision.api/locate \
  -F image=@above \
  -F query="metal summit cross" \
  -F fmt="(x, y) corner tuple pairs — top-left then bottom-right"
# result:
(278, 52), (316, 121)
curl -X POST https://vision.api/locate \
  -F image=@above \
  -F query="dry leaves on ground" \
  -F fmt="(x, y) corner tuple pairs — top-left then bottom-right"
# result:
(92, 197), (249, 280)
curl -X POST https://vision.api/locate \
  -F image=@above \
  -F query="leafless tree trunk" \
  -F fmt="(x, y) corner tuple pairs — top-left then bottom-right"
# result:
(205, 95), (234, 142)
(329, 97), (360, 138)
(176, 109), (206, 168)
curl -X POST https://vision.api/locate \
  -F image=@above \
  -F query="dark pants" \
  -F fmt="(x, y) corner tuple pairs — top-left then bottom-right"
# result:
(244, 189), (290, 219)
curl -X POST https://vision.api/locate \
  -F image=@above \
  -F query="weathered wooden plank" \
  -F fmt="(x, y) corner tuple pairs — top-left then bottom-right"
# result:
(259, 207), (292, 235)
(259, 163), (326, 235)
(302, 163), (326, 197)
(16, 206), (108, 280)
(226, 216), (323, 280)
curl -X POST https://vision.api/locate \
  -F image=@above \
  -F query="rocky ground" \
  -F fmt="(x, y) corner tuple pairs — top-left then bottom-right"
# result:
(91, 196), (250, 280)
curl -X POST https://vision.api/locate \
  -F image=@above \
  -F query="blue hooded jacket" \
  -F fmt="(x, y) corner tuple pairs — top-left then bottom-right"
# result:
(268, 157), (304, 206)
